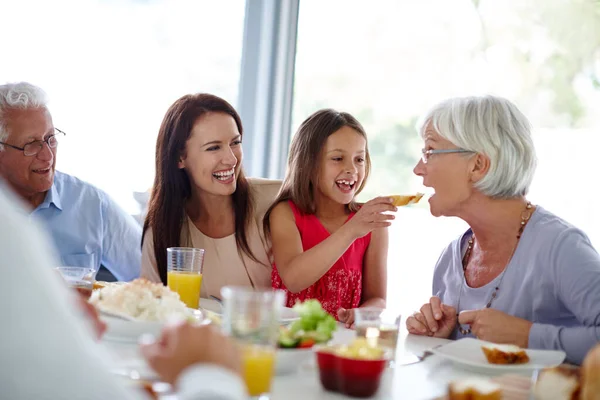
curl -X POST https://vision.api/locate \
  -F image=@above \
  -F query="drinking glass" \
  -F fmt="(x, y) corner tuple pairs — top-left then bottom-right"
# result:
(354, 308), (402, 366)
(55, 266), (97, 299)
(220, 287), (284, 399)
(167, 247), (204, 308)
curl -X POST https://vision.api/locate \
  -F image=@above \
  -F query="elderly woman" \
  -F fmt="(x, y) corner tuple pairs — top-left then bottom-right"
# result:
(141, 93), (280, 298)
(406, 95), (600, 365)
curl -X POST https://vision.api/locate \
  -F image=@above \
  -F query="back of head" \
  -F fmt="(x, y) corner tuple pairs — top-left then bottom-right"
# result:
(0, 82), (48, 149)
(420, 95), (537, 198)
(263, 109), (371, 237)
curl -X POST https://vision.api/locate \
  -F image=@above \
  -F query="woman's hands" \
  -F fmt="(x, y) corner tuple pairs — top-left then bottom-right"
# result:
(406, 297), (533, 348)
(406, 296), (457, 338)
(344, 197), (396, 240)
(458, 309), (532, 348)
(140, 322), (242, 386)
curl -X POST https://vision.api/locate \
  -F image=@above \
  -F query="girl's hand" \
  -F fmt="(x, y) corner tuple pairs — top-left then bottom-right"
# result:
(337, 307), (355, 328)
(345, 197), (396, 239)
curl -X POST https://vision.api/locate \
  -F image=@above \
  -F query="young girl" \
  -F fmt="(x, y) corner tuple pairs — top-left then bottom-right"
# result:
(264, 109), (396, 326)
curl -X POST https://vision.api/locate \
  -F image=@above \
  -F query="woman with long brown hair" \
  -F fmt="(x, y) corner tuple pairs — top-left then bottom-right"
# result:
(141, 93), (280, 299)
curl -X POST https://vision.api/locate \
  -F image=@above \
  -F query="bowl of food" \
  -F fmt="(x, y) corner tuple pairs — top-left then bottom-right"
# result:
(90, 278), (203, 342)
(315, 339), (391, 398)
(275, 300), (337, 375)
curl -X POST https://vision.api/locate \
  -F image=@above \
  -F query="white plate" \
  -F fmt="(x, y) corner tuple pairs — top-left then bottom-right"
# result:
(431, 338), (566, 373)
(275, 347), (314, 375)
(199, 298), (300, 324)
(102, 308), (204, 343)
(199, 298), (223, 314)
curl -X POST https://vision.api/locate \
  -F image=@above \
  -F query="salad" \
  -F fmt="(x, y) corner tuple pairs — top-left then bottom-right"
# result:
(278, 300), (337, 349)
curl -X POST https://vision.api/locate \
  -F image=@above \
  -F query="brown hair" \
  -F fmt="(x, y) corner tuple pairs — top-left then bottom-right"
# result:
(263, 108), (371, 238)
(142, 93), (256, 284)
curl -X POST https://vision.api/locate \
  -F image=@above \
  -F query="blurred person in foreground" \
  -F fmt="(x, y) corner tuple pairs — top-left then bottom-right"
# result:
(0, 181), (246, 399)
(0, 82), (141, 281)
(405, 95), (600, 365)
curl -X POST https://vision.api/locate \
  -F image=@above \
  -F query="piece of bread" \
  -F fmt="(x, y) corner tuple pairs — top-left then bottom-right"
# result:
(481, 344), (530, 365)
(448, 378), (502, 400)
(533, 366), (580, 400)
(389, 193), (424, 207)
(581, 343), (600, 400)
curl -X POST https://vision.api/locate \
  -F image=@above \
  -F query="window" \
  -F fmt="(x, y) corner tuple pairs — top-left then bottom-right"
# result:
(293, 0), (600, 314)
(1, 0), (246, 217)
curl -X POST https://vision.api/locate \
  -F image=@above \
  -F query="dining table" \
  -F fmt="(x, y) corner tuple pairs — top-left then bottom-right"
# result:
(103, 323), (537, 400)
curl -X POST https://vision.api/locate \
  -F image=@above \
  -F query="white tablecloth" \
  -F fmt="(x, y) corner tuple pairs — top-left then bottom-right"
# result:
(103, 326), (533, 400)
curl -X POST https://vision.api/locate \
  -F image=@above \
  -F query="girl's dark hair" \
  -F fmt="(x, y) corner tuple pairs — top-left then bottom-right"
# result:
(142, 93), (255, 284)
(263, 108), (371, 238)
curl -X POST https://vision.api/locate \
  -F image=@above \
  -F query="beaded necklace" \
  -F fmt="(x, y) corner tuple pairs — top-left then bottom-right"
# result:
(456, 201), (533, 335)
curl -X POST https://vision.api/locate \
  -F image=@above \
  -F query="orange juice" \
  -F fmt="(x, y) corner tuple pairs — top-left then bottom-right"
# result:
(167, 271), (202, 308)
(242, 345), (275, 396)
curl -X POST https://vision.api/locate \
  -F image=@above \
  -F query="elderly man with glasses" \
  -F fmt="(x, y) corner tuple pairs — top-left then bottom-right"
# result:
(0, 82), (141, 282)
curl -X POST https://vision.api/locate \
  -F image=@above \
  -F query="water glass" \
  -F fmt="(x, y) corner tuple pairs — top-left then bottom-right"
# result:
(354, 308), (402, 364)
(167, 247), (204, 309)
(220, 286), (285, 399)
(55, 266), (97, 299)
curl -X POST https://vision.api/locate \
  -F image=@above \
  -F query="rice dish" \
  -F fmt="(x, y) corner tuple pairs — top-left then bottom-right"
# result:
(90, 278), (190, 322)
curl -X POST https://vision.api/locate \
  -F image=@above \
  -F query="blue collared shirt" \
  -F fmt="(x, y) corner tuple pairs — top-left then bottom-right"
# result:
(30, 171), (142, 281)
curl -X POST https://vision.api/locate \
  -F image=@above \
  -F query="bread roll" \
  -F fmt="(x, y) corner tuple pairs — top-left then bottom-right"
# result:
(448, 377), (502, 400)
(533, 366), (580, 400)
(581, 342), (600, 400)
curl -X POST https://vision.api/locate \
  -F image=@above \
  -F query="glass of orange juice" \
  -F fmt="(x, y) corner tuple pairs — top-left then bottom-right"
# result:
(220, 287), (284, 399)
(167, 247), (204, 309)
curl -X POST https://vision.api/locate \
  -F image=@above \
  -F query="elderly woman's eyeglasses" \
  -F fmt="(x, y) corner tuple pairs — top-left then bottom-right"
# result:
(421, 148), (475, 164)
(0, 128), (66, 157)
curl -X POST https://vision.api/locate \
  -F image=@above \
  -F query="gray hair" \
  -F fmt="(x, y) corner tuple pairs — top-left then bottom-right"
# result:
(0, 82), (49, 150)
(420, 95), (537, 199)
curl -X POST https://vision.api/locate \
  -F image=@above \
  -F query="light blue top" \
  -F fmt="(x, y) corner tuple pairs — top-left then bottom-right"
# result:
(30, 171), (141, 281)
(433, 206), (600, 364)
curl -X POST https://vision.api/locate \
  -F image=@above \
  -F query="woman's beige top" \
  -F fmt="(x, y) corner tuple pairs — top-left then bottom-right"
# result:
(141, 178), (281, 299)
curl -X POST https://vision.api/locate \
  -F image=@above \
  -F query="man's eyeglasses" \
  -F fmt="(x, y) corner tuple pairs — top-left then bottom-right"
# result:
(0, 128), (66, 157)
(421, 148), (475, 164)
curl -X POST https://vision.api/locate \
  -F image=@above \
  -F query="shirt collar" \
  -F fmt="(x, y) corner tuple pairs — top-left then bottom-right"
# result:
(37, 183), (62, 211)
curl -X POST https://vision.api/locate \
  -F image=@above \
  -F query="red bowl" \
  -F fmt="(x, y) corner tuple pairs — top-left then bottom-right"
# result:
(316, 349), (339, 392)
(315, 346), (390, 398)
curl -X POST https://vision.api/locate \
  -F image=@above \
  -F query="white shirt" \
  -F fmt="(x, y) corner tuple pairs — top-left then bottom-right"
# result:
(0, 182), (246, 400)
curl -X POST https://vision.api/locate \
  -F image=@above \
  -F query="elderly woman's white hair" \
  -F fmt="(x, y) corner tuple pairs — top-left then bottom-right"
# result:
(420, 95), (537, 199)
(0, 82), (49, 151)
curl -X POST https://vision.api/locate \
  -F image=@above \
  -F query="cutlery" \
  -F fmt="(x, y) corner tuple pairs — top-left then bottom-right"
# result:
(396, 345), (443, 366)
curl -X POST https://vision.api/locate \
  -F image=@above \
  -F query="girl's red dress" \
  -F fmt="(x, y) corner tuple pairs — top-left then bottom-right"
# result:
(271, 200), (371, 319)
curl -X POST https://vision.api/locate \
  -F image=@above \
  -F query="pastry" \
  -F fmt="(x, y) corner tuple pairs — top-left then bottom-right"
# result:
(533, 366), (580, 400)
(448, 377), (502, 400)
(581, 342), (600, 400)
(389, 193), (424, 207)
(481, 344), (530, 365)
